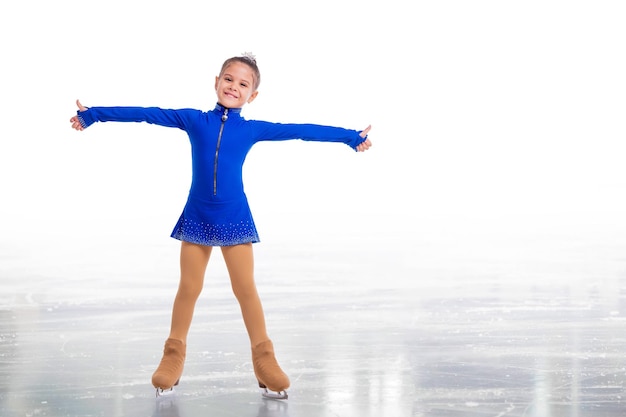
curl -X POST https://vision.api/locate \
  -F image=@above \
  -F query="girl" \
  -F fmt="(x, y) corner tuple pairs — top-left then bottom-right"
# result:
(69, 53), (372, 399)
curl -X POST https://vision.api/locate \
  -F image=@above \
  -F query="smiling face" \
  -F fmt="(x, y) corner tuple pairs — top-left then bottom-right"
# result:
(215, 61), (259, 109)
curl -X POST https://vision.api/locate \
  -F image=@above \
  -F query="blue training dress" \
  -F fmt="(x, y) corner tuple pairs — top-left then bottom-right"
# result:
(77, 103), (366, 246)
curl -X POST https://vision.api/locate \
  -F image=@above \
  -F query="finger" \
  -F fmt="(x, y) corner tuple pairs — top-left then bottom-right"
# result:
(71, 118), (83, 130)
(360, 125), (372, 137)
(76, 99), (87, 111)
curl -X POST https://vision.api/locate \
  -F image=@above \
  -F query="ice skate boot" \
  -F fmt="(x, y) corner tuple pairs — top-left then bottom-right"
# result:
(152, 338), (186, 397)
(252, 339), (289, 400)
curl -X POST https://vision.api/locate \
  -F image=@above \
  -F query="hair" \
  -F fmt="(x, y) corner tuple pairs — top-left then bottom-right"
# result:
(219, 52), (261, 90)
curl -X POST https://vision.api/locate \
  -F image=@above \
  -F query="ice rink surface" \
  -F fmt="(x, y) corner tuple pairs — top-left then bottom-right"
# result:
(2, 213), (626, 417)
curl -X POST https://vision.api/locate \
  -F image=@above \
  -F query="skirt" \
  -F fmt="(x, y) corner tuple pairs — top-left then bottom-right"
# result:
(170, 195), (260, 246)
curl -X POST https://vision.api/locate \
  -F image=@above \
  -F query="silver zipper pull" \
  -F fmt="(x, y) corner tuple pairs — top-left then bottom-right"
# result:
(222, 108), (229, 122)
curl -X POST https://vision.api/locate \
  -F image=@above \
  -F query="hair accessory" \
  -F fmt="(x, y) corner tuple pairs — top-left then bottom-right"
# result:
(241, 52), (257, 65)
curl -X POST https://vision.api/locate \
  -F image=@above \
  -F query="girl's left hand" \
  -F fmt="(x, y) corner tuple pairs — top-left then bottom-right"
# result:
(356, 125), (372, 152)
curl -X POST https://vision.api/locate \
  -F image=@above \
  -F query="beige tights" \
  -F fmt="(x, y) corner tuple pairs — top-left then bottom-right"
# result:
(168, 241), (269, 346)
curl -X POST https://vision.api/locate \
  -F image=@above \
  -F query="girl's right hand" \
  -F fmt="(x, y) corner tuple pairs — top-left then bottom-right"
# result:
(69, 99), (88, 131)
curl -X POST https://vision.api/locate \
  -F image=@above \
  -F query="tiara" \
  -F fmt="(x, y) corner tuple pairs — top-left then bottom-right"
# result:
(241, 52), (257, 64)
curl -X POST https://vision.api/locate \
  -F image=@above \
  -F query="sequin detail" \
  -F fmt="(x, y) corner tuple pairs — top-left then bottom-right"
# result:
(171, 217), (260, 246)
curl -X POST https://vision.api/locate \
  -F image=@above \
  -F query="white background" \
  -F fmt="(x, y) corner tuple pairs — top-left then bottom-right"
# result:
(1, 1), (625, 292)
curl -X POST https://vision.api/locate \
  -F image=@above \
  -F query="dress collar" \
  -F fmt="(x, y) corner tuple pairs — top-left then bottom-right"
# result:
(214, 103), (242, 116)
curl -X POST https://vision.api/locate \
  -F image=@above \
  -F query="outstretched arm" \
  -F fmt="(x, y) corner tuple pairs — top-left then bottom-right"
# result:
(68, 99), (200, 131)
(251, 121), (373, 151)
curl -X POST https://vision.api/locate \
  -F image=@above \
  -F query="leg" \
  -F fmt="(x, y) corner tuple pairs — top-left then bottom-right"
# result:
(221, 243), (268, 345)
(170, 241), (212, 342)
(221, 243), (289, 394)
(152, 241), (212, 391)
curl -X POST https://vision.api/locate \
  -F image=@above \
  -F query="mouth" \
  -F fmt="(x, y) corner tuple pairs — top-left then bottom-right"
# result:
(224, 91), (239, 99)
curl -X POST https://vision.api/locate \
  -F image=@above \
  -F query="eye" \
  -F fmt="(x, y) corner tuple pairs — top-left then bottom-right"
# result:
(240, 83), (248, 88)
(225, 76), (233, 82)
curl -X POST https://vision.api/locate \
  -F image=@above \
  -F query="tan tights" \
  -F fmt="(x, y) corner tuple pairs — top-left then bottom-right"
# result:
(167, 241), (269, 346)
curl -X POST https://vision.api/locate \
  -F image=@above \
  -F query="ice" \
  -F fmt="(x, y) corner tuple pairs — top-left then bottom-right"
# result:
(2, 213), (626, 416)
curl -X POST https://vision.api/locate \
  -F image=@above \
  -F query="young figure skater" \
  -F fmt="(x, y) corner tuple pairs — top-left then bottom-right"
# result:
(69, 53), (372, 399)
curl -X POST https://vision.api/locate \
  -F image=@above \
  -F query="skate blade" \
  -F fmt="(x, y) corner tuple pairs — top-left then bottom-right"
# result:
(259, 384), (288, 400)
(155, 386), (176, 398)
(155, 378), (179, 398)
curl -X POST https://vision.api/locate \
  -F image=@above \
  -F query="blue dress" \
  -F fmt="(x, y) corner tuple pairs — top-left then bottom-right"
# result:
(77, 104), (366, 246)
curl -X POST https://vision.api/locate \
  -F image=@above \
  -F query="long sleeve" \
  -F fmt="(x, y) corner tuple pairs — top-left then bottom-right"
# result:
(76, 106), (202, 130)
(248, 120), (367, 150)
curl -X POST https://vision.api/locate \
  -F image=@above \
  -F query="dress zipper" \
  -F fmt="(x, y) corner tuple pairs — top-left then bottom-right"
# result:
(213, 108), (228, 195)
